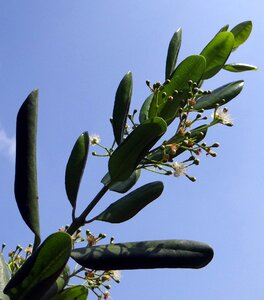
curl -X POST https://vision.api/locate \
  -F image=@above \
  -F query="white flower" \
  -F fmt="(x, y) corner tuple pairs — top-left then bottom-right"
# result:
(214, 108), (233, 126)
(89, 134), (101, 145)
(172, 162), (187, 177)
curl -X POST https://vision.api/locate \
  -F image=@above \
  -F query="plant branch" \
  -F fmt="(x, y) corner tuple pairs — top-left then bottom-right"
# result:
(66, 185), (109, 235)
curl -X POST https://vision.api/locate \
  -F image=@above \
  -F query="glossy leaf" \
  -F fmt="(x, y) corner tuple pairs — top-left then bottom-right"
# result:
(0, 253), (9, 300)
(201, 32), (234, 79)
(95, 181), (163, 223)
(112, 71), (133, 145)
(223, 63), (257, 72)
(15, 90), (40, 248)
(165, 28), (182, 79)
(40, 266), (70, 300)
(194, 80), (244, 110)
(101, 169), (141, 193)
(108, 117), (167, 182)
(71, 239), (214, 270)
(4, 232), (72, 300)
(52, 286), (88, 300)
(139, 94), (153, 123)
(65, 132), (89, 208)
(231, 20), (252, 50)
(159, 56), (206, 124)
(149, 55), (206, 124)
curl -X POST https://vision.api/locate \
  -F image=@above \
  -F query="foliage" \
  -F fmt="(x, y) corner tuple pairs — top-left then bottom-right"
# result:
(1, 21), (256, 299)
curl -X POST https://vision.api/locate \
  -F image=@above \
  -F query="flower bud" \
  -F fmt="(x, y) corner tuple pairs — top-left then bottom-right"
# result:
(212, 142), (220, 148)
(193, 158), (200, 165)
(162, 92), (167, 98)
(209, 151), (217, 157)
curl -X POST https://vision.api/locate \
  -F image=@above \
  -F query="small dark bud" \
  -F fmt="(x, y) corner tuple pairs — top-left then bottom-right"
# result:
(194, 158), (200, 165)
(98, 233), (107, 239)
(209, 151), (217, 157)
(212, 142), (220, 148)
(162, 92), (167, 98)
(146, 80), (151, 86)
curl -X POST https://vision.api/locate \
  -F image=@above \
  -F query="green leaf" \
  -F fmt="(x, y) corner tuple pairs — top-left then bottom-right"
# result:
(148, 55), (206, 124)
(139, 94), (153, 124)
(51, 286), (88, 300)
(201, 32), (234, 79)
(101, 169), (141, 193)
(218, 24), (229, 33)
(223, 63), (257, 72)
(0, 253), (10, 300)
(4, 232), (72, 300)
(15, 90), (40, 248)
(231, 20), (252, 50)
(112, 71), (133, 145)
(165, 28), (182, 79)
(71, 239), (214, 270)
(158, 55), (206, 124)
(193, 80), (244, 110)
(65, 132), (89, 208)
(109, 117), (167, 182)
(95, 181), (163, 223)
(40, 266), (70, 300)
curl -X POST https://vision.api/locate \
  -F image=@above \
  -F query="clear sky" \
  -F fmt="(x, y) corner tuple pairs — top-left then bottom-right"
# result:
(0, 1), (263, 299)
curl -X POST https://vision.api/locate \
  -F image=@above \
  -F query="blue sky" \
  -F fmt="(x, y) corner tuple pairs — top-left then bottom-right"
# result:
(0, 1), (263, 299)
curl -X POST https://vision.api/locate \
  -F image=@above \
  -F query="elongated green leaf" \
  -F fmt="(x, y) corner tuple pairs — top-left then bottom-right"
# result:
(71, 239), (214, 270)
(109, 117), (167, 182)
(112, 71), (133, 145)
(52, 286), (88, 300)
(4, 232), (72, 300)
(0, 253), (10, 300)
(15, 90), (40, 248)
(101, 169), (141, 193)
(165, 28), (182, 80)
(40, 266), (70, 300)
(231, 21), (252, 50)
(95, 181), (163, 223)
(193, 80), (244, 110)
(148, 55), (205, 124)
(201, 32), (234, 79)
(223, 63), (257, 72)
(65, 132), (89, 208)
(139, 94), (153, 124)
(157, 55), (206, 124)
